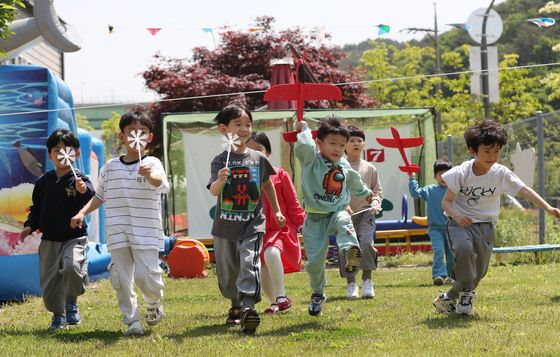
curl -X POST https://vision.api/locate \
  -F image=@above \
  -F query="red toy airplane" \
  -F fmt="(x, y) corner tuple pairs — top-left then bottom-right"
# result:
(264, 59), (342, 142)
(376, 127), (424, 176)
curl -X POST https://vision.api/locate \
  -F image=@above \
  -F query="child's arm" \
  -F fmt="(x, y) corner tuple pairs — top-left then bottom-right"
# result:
(70, 196), (104, 229)
(370, 166), (383, 212)
(262, 178), (286, 227)
(210, 167), (229, 196)
(346, 167), (373, 200)
(518, 186), (560, 218)
(139, 159), (170, 193)
(294, 121), (317, 166)
(408, 173), (428, 200)
(441, 190), (473, 227)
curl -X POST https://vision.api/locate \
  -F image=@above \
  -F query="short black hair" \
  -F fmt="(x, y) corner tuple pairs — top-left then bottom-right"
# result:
(317, 116), (349, 141)
(214, 104), (253, 126)
(464, 119), (507, 152)
(433, 159), (453, 175)
(347, 125), (365, 140)
(119, 110), (153, 133)
(250, 131), (272, 154)
(47, 129), (80, 153)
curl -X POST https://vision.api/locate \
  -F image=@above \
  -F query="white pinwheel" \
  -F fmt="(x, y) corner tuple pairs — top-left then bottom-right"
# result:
(127, 129), (148, 165)
(57, 146), (78, 179)
(221, 132), (240, 169)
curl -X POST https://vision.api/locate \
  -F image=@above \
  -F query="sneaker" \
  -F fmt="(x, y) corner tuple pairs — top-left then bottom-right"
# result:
(240, 307), (260, 335)
(48, 315), (67, 331)
(276, 296), (292, 311)
(124, 321), (144, 336)
(445, 277), (455, 285)
(308, 294), (326, 316)
(457, 289), (476, 316)
(433, 276), (445, 286)
(146, 304), (164, 326)
(362, 279), (375, 299)
(432, 292), (457, 315)
(344, 246), (362, 273)
(264, 304), (279, 314)
(346, 282), (359, 299)
(226, 307), (241, 326)
(65, 304), (81, 325)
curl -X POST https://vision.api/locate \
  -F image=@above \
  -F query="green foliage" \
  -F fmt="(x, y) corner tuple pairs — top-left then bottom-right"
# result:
(0, 1), (25, 57)
(101, 112), (124, 159)
(75, 113), (94, 132)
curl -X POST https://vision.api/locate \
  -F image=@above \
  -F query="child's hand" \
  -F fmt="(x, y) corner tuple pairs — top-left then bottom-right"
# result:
(365, 193), (374, 203)
(19, 227), (32, 242)
(217, 167), (229, 183)
(547, 207), (560, 219)
(371, 200), (382, 214)
(138, 163), (153, 178)
(452, 214), (473, 227)
(75, 177), (87, 194)
(345, 205), (354, 215)
(275, 212), (286, 228)
(295, 120), (306, 132)
(410, 173), (416, 179)
(70, 213), (84, 229)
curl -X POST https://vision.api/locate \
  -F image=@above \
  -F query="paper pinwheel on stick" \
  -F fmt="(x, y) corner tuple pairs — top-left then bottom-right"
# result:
(221, 132), (240, 169)
(57, 146), (78, 179)
(127, 129), (148, 166)
(376, 127), (424, 176)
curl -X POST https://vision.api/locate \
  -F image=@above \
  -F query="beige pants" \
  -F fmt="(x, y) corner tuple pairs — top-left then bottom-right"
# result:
(108, 248), (164, 325)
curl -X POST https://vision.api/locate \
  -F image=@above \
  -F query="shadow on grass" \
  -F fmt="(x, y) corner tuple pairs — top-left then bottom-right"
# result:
(551, 295), (560, 303)
(0, 328), (123, 345)
(422, 313), (488, 329)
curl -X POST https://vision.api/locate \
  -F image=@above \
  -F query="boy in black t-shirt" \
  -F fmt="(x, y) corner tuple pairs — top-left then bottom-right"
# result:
(20, 129), (95, 330)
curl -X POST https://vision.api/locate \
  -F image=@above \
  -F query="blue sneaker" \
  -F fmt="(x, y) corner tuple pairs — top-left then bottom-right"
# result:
(65, 304), (81, 325)
(48, 315), (67, 330)
(308, 294), (326, 316)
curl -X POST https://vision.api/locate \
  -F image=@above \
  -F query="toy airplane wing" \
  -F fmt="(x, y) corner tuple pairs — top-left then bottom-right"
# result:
(376, 137), (424, 148)
(264, 83), (342, 101)
(264, 84), (299, 101)
(399, 164), (420, 174)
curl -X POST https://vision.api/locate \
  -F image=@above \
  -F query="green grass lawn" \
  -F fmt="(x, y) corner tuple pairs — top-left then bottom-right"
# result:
(2, 260), (560, 356)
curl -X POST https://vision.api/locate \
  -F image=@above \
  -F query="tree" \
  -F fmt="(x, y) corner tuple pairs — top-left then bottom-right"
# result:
(539, 1), (560, 104)
(76, 113), (94, 132)
(101, 112), (124, 159)
(0, 1), (24, 57)
(142, 16), (375, 157)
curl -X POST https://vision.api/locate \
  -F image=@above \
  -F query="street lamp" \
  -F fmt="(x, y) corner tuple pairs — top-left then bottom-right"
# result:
(480, 0), (496, 119)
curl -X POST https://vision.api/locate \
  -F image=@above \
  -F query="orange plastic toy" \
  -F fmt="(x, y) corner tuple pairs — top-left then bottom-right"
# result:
(167, 239), (210, 278)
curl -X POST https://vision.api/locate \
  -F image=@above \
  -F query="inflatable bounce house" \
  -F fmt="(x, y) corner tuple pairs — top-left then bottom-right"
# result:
(162, 108), (437, 258)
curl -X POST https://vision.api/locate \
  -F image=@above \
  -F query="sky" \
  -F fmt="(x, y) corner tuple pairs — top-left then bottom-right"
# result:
(55, 0), (505, 104)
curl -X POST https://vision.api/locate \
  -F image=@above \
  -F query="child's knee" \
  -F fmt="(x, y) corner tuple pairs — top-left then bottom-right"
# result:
(135, 265), (163, 291)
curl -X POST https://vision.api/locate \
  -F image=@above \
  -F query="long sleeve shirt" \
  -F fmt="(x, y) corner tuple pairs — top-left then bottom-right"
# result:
(408, 177), (447, 228)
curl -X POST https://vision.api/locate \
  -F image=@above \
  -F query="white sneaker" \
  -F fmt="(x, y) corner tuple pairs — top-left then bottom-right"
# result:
(432, 292), (457, 314)
(456, 290), (475, 316)
(146, 304), (165, 326)
(346, 282), (359, 299)
(362, 279), (375, 299)
(124, 321), (144, 336)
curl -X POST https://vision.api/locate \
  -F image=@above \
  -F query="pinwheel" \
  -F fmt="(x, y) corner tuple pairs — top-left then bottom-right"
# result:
(127, 129), (148, 166)
(221, 132), (240, 169)
(57, 146), (78, 179)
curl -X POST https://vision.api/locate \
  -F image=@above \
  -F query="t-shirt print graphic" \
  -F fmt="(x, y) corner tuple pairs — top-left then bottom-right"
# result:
(322, 164), (345, 197)
(221, 165), (260, 212)
(459, 184), (497, 207)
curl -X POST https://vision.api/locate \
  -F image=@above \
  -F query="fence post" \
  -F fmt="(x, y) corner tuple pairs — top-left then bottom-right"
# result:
(537, 111), (545, 245)
(446, 134), (453, 162)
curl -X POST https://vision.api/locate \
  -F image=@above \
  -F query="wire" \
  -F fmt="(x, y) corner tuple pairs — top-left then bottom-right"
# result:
(2, 61), (560, 117)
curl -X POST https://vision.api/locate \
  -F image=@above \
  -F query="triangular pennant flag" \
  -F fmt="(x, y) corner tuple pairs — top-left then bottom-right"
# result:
(527, 17), (556, 28)
(202, 27), (213, 33)
(377, 24), (390, 35)
(447, 23), (470, 30)
(108, 24), (114, 34)
(147, 28), (162, 36)
(248, 27), (264, 33)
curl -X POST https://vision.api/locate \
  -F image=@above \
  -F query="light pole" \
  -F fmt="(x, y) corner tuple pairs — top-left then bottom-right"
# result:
(481, 0), (496, 119)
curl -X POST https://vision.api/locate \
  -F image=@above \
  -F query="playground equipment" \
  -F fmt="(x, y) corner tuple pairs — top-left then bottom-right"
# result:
(166, 239), (210, 278)
(0, 65), (110, 300)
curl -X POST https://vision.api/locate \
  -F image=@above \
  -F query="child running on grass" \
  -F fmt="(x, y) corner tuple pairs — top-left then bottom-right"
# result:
(433, 119), (560, 316)
(71, 110), (169, 336)
(208, 105), (286, 334)
(247, 131), (305, 314)
(341, 125), (383, 299)
(295, 117), (373, 316)
(409, 159), (454, 286)
(20, 129), (95, 331)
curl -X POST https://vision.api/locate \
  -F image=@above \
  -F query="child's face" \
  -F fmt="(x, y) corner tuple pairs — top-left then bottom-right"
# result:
(119, 122), (153, 157)
(219, 113), (252, 149)
(469, 143), (501, 172)
(48, 141), (80, 171)
(317, 133), (347, 162)
(346, 136), (365, 158)
(435, 171), (448, 187)
(246, 140), (269, 157)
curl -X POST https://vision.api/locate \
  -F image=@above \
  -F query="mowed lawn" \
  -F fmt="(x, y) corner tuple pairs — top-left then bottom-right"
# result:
(1, 260), (560, 356)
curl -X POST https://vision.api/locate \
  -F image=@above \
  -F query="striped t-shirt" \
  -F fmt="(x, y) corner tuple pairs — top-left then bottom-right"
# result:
(96, 156), (170, 251)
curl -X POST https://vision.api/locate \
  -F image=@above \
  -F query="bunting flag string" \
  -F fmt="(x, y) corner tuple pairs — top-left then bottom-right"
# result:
(377, 24), (390, 35)
(527, 17), (556, 28)
(447, 23), (471, 30)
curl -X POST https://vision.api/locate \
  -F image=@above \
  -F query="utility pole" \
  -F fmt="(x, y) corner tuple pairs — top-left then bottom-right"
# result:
(481, 0), (496, 119)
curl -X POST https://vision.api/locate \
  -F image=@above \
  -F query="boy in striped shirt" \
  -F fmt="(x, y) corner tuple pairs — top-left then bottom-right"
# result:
(71, 110), (169, 336)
